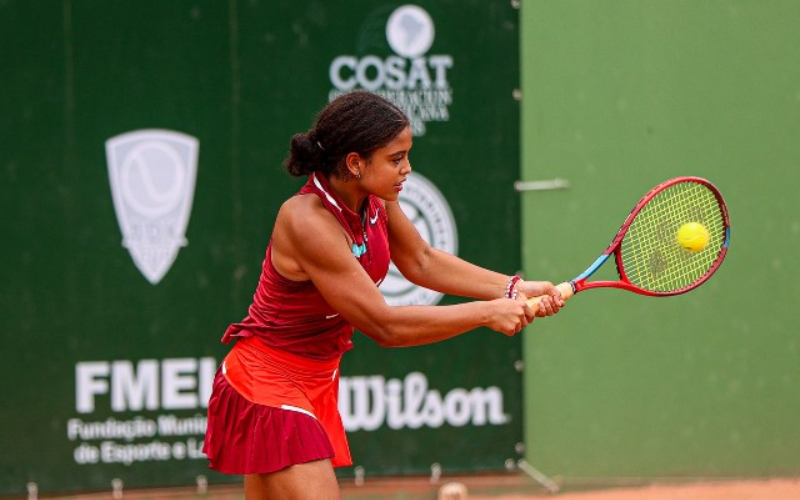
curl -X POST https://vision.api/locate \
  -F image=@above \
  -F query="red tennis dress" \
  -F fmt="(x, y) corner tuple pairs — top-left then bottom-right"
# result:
(203, 173), (391, 474)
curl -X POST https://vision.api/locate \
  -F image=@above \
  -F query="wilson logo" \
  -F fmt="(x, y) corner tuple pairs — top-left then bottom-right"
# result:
(106, 130), (199, 284)
(339, 372), (508, 432)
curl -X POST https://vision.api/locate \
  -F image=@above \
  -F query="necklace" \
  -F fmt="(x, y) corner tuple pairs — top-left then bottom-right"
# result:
(352, 204), (369, 258)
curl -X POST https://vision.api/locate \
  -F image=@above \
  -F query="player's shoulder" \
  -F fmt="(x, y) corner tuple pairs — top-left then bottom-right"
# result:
(280, 191), (319, 213)
(277, 193), (339, 236)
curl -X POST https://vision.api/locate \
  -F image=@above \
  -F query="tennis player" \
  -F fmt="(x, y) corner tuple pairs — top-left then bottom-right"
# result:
(203, 90), (564, 500)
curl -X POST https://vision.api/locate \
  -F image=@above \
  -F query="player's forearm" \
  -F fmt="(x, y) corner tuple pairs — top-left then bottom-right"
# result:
(358, 302), (492, 347)
(401, 247), (511, 300)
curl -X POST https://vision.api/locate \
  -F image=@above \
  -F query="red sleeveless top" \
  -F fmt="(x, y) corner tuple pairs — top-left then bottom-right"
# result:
(221, 173), (391, 360)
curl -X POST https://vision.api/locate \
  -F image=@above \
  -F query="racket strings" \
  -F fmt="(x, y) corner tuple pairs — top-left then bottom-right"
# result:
(621, 182), (725, 292)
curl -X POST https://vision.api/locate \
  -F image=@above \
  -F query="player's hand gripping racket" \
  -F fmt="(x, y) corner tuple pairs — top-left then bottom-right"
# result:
(528, 176), (730, 312)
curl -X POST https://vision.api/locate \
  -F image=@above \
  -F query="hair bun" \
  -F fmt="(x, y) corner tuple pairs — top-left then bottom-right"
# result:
(283, 91), (410, 179)
(284, 133), (322, 177)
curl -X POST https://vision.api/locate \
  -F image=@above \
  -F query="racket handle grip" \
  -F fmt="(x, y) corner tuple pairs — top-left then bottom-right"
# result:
(525, 282), (575, 313)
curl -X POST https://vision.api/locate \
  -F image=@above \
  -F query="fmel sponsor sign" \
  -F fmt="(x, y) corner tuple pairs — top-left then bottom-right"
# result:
(68, 359), (510, 466)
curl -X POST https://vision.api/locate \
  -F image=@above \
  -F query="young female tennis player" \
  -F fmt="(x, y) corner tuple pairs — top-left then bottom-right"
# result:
(203, 90), (564, 500)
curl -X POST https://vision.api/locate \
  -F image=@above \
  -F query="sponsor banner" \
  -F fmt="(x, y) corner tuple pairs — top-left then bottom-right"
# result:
(1, 1), (519, 494)
(66, 359), (511, 467)
(106, 130), (199, 285)
(328, 5), (454, 137)
(67, 358), (215, 468)
(340, 372), (508, 432)
(320, 1), (522, 476)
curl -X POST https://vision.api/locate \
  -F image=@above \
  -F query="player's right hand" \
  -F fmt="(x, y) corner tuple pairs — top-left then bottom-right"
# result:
(486, 298), (535, 336)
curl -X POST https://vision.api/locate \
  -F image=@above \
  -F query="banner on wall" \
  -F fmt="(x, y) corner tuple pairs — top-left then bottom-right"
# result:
(66, 360), (510, 466)
(106, 130), (199, 285)
(328, 4), (454, 136)
(0, 1), (520, 495)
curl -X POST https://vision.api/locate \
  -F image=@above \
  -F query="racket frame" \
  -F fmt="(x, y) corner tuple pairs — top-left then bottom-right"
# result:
(567, 176), (730, 297)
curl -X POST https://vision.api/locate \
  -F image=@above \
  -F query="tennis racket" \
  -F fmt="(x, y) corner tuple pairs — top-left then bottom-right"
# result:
(528, 176), (730, 311)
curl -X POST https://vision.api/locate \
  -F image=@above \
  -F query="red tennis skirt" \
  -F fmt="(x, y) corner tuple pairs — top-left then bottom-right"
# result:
(203, 337), (352, 474)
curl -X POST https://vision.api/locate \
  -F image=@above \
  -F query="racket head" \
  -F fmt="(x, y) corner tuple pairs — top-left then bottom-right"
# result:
(612, 176), (730, 295)
(572, 177), (730, 296)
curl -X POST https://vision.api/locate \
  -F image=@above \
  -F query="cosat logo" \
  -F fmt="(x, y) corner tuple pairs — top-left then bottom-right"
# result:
(328, 4), (453, 136)
(382, 172), (457, 306)
(106, 130), (199, 284)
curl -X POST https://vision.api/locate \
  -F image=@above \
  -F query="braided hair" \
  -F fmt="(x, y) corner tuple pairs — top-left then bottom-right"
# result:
(284, 91), (410, 179)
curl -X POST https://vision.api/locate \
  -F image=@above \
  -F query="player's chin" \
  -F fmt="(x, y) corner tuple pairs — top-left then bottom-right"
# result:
(382, 190), (401, 202)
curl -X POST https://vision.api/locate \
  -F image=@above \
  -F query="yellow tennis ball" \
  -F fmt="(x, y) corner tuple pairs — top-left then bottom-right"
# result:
(677, 222), (710, 252)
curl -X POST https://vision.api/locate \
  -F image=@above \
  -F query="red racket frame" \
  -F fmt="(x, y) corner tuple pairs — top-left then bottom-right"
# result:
(567, 176), (730, 297)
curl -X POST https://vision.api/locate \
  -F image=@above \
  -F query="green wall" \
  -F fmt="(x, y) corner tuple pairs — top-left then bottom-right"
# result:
(521, 0), (800, 481)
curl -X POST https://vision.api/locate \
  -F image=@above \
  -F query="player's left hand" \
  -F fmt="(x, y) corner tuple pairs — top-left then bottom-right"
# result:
(515, 280), (565, 317)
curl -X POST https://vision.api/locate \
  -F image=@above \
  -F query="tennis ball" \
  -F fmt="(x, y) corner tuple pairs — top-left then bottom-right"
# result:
(676, 222), (710, 252)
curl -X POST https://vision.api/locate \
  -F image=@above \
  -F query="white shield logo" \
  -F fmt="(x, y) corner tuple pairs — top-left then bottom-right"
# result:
(106, 129), (199, 284)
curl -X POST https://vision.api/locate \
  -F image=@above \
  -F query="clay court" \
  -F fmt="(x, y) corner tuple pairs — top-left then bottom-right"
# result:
(349, 476), (800, 500)
(51, 475), (800, 500)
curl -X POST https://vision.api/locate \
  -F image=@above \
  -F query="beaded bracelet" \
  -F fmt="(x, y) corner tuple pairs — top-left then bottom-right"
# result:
(504, 275), (521, 299)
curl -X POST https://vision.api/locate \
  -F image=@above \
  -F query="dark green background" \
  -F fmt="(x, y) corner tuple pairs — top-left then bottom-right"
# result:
(0, 0), (521, 495)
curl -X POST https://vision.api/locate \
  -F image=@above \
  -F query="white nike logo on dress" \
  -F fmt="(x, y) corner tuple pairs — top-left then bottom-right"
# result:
(370, 209), (379, 225)
(280, 405), (317, 419)
(326, 313), (340, 319)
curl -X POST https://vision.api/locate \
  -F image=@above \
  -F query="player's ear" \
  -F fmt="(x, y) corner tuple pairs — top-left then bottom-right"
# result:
(345, 152), (364, 179)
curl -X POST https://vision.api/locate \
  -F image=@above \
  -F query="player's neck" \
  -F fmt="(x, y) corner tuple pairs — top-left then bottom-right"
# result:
(327, 174), (367, 214)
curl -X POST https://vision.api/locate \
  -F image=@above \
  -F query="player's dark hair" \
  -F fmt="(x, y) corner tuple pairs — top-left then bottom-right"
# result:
(284, 90), (410, 179)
